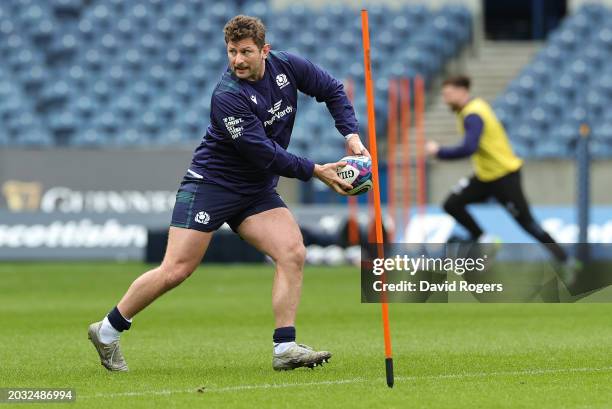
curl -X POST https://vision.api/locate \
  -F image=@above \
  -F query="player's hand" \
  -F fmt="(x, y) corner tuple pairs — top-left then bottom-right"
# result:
(426, 140), (440, 157)
(345, 134), (371, 158)
(313, 162), (353, 196)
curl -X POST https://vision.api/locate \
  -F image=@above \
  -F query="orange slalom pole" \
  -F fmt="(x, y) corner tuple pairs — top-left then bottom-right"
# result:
(387, 78), (398, 231)
(415, 75), (427, 222)
(361, 8), (394, 388)
(400, 78), (412, 238)
(345, 77), (359, 246)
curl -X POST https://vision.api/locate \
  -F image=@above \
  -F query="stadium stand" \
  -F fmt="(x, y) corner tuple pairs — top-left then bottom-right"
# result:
(0, 0), (472, 163)
(494, 4), (612, 159)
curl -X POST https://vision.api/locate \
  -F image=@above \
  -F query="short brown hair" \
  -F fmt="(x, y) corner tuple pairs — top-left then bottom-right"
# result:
(443, 75), (471, 90)
(223, 15), (266, 49)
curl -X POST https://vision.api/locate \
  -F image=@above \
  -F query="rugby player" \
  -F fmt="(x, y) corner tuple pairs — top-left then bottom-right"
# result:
(88, 15), (368, 372)
(426, 75), (570, 264)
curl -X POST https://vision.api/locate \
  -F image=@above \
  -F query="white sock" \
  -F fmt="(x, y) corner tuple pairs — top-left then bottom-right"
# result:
(274, 341), (296, 354)
(99, 316), (121, 344)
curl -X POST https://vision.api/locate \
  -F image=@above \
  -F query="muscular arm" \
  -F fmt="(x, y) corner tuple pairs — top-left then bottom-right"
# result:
(285, 52), (359, 137)
(212, 91), (315, 180)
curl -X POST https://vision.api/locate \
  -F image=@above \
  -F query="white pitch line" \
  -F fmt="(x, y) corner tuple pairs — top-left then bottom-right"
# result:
(79, 366), (612, 399)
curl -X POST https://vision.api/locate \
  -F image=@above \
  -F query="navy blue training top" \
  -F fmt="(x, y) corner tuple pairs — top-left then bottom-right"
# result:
(437, 114), (484, 159)
(188, 50), (359, 195)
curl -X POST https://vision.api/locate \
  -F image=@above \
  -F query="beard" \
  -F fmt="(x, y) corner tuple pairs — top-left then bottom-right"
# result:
(233, 61), (262, 81)
(448, 102), (462, 112)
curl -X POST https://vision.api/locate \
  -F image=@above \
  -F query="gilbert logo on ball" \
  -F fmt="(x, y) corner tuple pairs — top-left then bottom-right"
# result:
(336, 155), (373, 196)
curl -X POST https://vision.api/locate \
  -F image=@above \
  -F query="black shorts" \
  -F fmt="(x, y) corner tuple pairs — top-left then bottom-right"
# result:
(170, 173), (287, 233)
(449, 168), (530, 219)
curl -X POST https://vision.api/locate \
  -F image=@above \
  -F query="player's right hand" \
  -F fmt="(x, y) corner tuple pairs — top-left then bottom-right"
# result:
(425, 140), (440, 156)
(313, 162), (353, 195)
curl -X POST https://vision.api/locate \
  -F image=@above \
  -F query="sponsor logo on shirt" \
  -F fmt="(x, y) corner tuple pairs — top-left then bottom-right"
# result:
(264, 100), (294, 128)
(267, 100), (282, 115)
(194, 211), (210, 225)
(276, 73), (289, 89)
(223, 116), (243, 139)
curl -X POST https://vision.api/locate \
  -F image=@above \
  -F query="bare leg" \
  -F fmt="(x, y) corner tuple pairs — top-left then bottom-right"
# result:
(117, 227), (213, 319)
(237, 208), (305, 328)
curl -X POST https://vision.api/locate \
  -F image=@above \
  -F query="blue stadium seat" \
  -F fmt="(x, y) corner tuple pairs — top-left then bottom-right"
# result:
(179, 32), (198, 57)
(168, 3), (190, 27)
(51, 0), (83, 15)
(90, 3), (115, 31)
(585, 89), (606, 116)
(510, 124), (538, 144)
(589, 139), (612, 158)
(72, 128), (106, 146)
(172, 79), (192, 105)
(73, 95), (96, 120)
(511, 141), (529, 158)
(13, 130), (54, 147)
(533, 140), (570, 158)
(603, 104), (612, 121)
(322, 4), (350, 28)
(154, 17), (173, 42)
(53, 109), (78, 129)
(0, 1), (476, 154)
(390, 15), (412, 37)
(286, 4), (308, 27)
(550, 121), (578, 143)
(40, 80), (71, 109)
(596, 27), (612, 50)
(112, 95), (135, 121)
(580, 44), (605, 71)
(90, 79), (111, 103)
(551, 73), (576, 99)
(592, 123), (612, 142)
(19, 65), (48, 94)
(400, 5), (429, 25)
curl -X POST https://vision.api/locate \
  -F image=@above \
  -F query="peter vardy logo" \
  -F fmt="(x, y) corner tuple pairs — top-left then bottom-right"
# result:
(264, 100), (293, 128)
(267, 100), (282, 115)
(194, 211), (210, 225)
(276, 73), (289, 89)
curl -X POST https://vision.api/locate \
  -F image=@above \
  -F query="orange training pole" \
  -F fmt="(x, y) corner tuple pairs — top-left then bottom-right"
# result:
(415, 75), (427, 224)
(345, 77), (359, 246)
(387, 78), (398, 231)
(361, 8), (394, 388)
(400, 78), (412, 238)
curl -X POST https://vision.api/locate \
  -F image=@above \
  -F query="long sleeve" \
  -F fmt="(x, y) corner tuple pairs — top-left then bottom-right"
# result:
(211, 91), (315, 181)
(285, 52), (358, 137)
(437, 114), (484, 160)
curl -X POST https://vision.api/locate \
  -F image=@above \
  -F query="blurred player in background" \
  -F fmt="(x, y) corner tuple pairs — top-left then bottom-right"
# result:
(425, 75), (572, 265)
(88, 15), (369, 372)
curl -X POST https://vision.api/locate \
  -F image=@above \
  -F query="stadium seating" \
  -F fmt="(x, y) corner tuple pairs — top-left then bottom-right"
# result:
(494, 4), (612, 159)
(0, 0), (472, 162)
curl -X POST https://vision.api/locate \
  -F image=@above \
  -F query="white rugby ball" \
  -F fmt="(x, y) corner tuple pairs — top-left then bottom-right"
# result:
(336, 155), (373, 196)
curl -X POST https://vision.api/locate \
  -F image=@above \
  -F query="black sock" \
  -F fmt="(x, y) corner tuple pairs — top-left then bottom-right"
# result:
(107, 306), (131, 332)
(273, 326), (296, 344)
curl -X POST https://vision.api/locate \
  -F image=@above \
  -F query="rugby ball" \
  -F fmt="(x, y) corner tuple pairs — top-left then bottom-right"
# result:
(336, 155), (373, 196)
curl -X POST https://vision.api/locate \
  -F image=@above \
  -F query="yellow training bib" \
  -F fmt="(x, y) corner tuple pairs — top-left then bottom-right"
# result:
(457, 98), (522, 181)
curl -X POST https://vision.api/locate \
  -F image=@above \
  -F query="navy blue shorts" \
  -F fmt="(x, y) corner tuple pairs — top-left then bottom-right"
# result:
(170, 175), (287, 233)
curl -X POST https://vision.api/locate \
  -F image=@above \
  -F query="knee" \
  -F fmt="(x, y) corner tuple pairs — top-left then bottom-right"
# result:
(277, 241), (306, 269)
(160, 261), (196, 289)
(443, 194), (461, 214)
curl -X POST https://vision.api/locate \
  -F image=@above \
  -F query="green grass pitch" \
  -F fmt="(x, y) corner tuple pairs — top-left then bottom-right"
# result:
(1, 262), (611, 408)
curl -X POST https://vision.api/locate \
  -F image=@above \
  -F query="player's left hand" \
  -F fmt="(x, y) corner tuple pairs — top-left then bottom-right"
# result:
(345, 134), (371, 158)
(426, 140), (440, 156)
